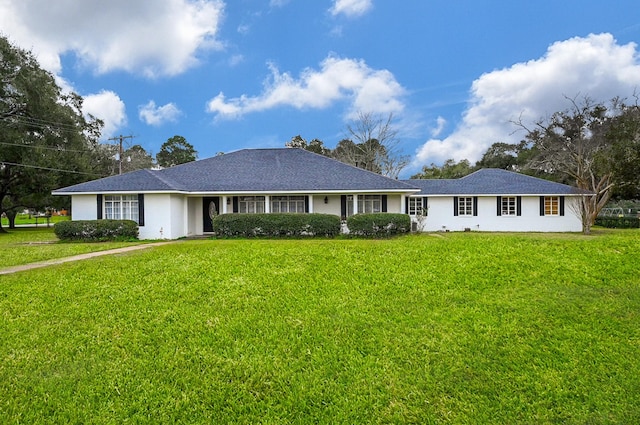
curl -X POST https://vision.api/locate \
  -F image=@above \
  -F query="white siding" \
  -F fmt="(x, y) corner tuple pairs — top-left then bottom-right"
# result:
(414, 195), (583, 232)
(311, 194), (403, 216)
(386, 195), (402, 214)
(187, 197), (202, 236)
(311, 195), (341, 215)
(135, 193), (188, 239)
(71, 195), (97, 220)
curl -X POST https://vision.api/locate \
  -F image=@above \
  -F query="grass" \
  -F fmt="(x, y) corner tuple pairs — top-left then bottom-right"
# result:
(1, 230), (639, 423)
(1, 213), (70, 227)
(0, 227), (146, 268)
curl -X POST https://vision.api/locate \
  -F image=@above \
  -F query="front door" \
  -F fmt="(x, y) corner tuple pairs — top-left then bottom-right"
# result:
(202, 197), (219, 233)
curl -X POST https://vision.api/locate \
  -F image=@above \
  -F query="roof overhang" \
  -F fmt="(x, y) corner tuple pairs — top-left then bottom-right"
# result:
(54, 188), (420, 196)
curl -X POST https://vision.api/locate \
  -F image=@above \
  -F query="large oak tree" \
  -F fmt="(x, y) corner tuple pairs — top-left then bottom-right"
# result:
(0, 36), (103, 230)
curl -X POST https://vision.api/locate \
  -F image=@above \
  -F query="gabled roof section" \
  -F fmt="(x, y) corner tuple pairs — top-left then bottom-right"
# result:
(53, 169), (179, 194)
(54, 148), (417, 194)
(404, 168), (591, 196)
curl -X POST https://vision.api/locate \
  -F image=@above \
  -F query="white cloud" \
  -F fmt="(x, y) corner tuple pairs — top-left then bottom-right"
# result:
(228, 54), (245, 67)
(414, 33), (640, 166)
(0, 0), (225, 77)
(269, 0), (290, 7)
(206, 55), (406, 120)
(139, 101), (183, 126)
(431, 116), (447, 137)
(329, 0), (373, 17)
(82, 91), (127, 139)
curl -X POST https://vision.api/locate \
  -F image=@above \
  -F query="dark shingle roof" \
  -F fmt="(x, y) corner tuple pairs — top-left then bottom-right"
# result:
(403, 168), (591, 196)
(54, 148), (417, 194)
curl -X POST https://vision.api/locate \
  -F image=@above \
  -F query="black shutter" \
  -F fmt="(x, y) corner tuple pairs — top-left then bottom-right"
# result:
(341, 195), (347, 220)
(138, 194), (145, 226)
(473, 197), (478, 217)
(422, 197), (428, 215)
(540, 196), (545, 216)
(304, 196), (309, 213)
(496, 196), (502, 216)
(453, 196), (459, 216)
(560, 196), (565, 216)
(233, 196), (239, 213)
(97, 194), (103, 219)
(405, 196), (409, 215)
(382, 195), (387, 212)
(516, 196), (522, 216)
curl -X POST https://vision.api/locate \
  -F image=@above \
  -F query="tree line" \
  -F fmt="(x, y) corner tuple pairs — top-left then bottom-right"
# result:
(2, 34), (639, 234)
(0, 36), (196, 230)
(292, 97), (640, 234)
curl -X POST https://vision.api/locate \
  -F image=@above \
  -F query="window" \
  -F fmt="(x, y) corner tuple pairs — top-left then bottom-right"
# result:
(544, 196), (559, 216)
(458, 197), (474, 216)
(408, 197), (427, 216)
(271, 196), (306, 213)
(359, 195), (382, 214)
(104, 195), (138, 221)
(346, 195), (382, 216)
(501, 196), (517, 216)
(238, 196), (265, 214)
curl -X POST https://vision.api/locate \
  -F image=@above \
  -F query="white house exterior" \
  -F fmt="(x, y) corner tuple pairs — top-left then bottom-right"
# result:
(403, 169), (587, 233)
(53, 148), (589, 239)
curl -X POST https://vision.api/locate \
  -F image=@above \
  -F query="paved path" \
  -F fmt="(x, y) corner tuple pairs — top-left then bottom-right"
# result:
(0, 242), (174, 276)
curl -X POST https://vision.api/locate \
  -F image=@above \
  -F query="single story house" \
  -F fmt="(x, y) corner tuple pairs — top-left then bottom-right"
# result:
(53, 148), (589, 239)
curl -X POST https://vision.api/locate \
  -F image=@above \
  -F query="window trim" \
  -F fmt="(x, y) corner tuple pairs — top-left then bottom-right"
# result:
(501, 196), (517, 216)
(271, 195), (307, 214)
(540, 196), (565, 216)
(238, 195), (266, 214)
(408, 197), (428, 216)
(103, 194), (141, 224)
(345, 194), (384, 217)
(457, 196), (474, 216)
(544, 196), (559, 216)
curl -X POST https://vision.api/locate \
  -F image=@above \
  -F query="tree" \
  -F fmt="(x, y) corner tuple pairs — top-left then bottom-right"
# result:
(475, 141), (534, 171)
(517, 96), (616, 234)
(604, 101), (640, 200)
(156, 135), (197, 167)
(121, 145), (155, 173)
(340, 112), (409, 178)
(285, 135), (331, 156)
(411, 158), (475, 179)
(1, 36), (104, 231)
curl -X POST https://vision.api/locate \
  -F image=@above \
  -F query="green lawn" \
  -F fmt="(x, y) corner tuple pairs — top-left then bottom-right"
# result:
(1, 231), (639, 423)
(0, 227), (146, 268)
(1, 213), (70, 227)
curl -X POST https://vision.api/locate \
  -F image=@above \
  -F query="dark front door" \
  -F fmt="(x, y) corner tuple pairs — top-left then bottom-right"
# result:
(203, 197), (220, 233)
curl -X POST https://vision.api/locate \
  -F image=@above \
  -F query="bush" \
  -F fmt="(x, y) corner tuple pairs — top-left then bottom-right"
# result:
(212, 213), (341, 238)
(595, 216), (640, 229)
(54, 220), (139, 241)
(346, 213), (411, 237)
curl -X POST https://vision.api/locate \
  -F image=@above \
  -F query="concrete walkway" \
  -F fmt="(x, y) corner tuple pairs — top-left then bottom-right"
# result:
(0, 242), (174, 276)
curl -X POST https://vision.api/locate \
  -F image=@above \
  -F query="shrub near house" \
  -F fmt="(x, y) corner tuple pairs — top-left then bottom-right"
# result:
(54, 220), (139, 241)
(212, 213), (341, 237)
(347, 213), (411, 237)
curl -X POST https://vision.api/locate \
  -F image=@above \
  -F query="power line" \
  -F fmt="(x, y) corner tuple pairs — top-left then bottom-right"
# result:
(0, 114), (83, 132)
(108, 134), (135, 175)
(0, 161), (105, 177)
(0, 141), (99, 154)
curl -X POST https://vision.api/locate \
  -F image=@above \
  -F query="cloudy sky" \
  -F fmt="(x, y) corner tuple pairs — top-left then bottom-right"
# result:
(1, 0), (639, 176)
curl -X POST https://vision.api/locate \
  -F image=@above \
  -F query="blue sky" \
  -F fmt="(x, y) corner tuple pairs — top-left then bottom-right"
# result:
(2, 0), (639, 177)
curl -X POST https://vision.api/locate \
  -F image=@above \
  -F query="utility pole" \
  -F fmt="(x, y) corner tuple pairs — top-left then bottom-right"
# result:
(108, 135), (134, 175)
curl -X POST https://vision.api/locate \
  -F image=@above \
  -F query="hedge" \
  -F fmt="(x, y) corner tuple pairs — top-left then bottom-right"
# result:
(594, 216), (640, 229)
(212, 213), (341, 237)
(54, 220), (139, 241)
(346, 213), (411, 237)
